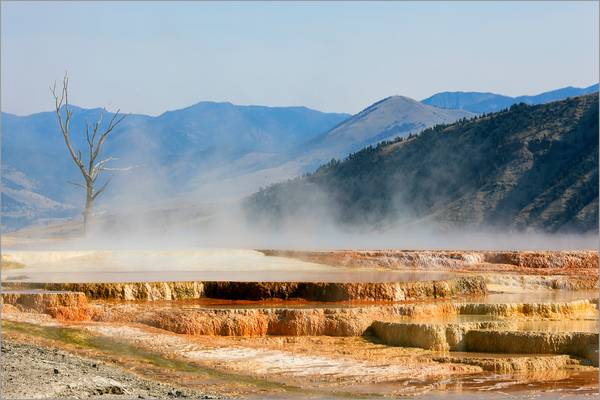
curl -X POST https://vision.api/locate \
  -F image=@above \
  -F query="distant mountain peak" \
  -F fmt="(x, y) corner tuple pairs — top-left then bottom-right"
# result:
(373, 95), (421, 106)
(295, 94), (473, 167)
(385, 94), (418, 101)
(358, 94), (443, 115)
(422, 83), (599, 113)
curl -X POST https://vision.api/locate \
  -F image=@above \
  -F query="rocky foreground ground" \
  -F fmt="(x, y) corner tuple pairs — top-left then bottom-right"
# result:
(0, 340), (222, 399)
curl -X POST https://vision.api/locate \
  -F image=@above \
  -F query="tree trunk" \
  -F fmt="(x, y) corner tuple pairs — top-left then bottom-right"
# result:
(83, 186), (94, 235)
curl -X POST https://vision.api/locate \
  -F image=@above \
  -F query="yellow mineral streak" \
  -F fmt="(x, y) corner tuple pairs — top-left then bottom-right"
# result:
(458, 299), (598, 319)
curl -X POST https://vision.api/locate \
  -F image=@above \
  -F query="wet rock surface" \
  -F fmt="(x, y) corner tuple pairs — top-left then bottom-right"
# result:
(431, 354), (583, 373)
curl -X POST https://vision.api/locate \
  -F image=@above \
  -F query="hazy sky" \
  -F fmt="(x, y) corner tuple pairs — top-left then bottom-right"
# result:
(2, 1), (598, 116)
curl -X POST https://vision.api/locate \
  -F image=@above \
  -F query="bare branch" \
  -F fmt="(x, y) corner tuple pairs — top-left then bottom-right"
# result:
(53, 73), (92, 233)
(63, 73), (69, 107)
(101, 166), (135, 172)
(67, 181), (87, 189)
(94, 157), (116, 170)
(92, 110), (127, 162)
(85, 122), (92, 147)
(51, 78), (88, 180)
(91, 112), (103, 148)
(90, 157), (117, 182)
(92, 177), (112, 201)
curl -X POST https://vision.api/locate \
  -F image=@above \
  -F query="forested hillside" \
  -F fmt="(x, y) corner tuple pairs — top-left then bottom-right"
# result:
(245, 94), (599, 233)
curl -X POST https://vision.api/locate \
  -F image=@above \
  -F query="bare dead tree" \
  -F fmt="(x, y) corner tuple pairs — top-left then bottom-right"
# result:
(51, 73), (129, 234)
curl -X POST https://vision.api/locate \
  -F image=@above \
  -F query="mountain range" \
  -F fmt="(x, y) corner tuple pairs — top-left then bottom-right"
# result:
(422, 84), (599, 114)
(1, 83), (598, 231)
(245, 94), (599, 233)
(1, 104), (349, 231)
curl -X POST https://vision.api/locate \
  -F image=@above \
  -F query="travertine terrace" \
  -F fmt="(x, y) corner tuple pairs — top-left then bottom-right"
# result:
(1, 248), (598, 398)
(262, 249), (599, 280)
(2, 276), (486, 301)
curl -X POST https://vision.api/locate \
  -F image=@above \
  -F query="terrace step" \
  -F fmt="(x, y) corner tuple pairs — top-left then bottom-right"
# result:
(370, 320), (599, 366)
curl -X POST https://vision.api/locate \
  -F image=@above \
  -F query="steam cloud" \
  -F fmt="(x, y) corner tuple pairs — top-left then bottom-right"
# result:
(4, 114), (597, 252)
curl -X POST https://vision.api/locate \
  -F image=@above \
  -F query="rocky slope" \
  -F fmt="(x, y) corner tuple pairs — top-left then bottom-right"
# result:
(0, 340), (219, 399)
(245, 94), (599, 233)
